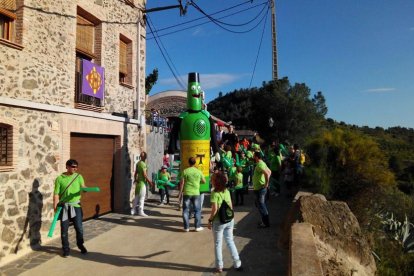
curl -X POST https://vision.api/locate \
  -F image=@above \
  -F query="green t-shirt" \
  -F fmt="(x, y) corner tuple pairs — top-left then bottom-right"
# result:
(269, 153), (282, 172)
(158, 171), (170, 190)
(182, 166), (203, 196)
(210, 189), (232, 222)
(225, 151), (232, 159)
(253, 160), (269, 190)
(234, 172), (243, 189)
(135, 161), (147, 192)
(54, 173), (85, 207)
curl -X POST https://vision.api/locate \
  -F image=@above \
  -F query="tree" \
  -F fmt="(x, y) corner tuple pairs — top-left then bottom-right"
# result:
(312, 91), (328, 116)
(307, 128), (396, 199)
(145, 68), (158, 95)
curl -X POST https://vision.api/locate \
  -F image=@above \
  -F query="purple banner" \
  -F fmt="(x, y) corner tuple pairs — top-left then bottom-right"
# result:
(81, 59), (105, 99)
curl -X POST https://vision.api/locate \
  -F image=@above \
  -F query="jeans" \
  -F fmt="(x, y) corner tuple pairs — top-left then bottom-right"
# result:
(182, 195), (201, 229)
(160, 187), (170, 204)
(234, 189), (244, 205)
(60, 206), (84, 253)
(212, 219), (241, 269)
(254, 188), (269, 222)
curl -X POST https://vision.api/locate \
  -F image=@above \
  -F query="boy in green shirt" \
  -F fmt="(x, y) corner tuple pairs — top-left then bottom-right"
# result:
(53, 159), (87, 257)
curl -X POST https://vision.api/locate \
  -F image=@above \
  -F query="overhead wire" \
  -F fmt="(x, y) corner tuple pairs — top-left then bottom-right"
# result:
(146, 15), (186, 90)
(147, 15), (186, 88)
(249, 2), (271, 88)
(190, 0), (270, 34)
(146, 1), (270, 39)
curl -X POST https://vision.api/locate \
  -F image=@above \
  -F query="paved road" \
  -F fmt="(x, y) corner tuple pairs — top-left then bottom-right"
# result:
(1, 189), (290, 276)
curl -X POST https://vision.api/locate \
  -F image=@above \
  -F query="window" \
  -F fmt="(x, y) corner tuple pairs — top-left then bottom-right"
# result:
(119, 34), (132, 85)
(0, 123), (12, 167)
(0, 0), (16, 41)
(75, 7), (103, 110)
(76, 15), (96, 59)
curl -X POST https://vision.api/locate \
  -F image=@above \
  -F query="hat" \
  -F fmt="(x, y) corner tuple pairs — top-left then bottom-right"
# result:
(161, 165), (168, 169)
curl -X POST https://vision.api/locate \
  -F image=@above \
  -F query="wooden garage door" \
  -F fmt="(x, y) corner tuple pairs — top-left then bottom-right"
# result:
(71, 133), (114, 219)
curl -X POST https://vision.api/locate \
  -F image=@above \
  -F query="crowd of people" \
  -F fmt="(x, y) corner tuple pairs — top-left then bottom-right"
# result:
(52, 126), (304, 270)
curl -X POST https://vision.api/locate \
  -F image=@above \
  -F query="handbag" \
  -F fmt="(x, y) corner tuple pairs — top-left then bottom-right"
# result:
(218, 191), (234, 224)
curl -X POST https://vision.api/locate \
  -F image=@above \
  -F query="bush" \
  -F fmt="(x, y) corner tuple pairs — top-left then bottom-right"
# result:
(306, 128), (395, 199)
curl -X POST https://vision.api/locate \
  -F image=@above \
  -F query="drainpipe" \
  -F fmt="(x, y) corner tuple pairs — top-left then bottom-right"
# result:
(136, 12), (142, 122)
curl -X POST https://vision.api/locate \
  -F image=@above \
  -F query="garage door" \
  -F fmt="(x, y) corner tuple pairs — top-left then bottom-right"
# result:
(71, 133), (114, 219)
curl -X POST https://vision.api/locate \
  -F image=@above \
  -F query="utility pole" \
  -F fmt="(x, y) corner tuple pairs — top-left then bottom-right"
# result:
(271, 0), (278, 80)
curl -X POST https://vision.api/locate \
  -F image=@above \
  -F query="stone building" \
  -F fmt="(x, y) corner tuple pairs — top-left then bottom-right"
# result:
(0, 0), (149, 264)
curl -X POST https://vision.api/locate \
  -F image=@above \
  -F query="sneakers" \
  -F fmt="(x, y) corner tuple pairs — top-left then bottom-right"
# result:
(257, 223), (270, 228)
(183, 228), (190, 232)
(195, 227), (204, 232)
(234, 260), (242, 270)
(79, 245), (87, 254)
(62, 251), (70, 258)
(138, 212), (148, 217)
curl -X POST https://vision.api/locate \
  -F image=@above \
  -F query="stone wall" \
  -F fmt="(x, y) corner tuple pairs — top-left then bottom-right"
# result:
(0, 0), (146, 116)
(287, 192), (377, 276)
(0, 106), (62, 263)
(0, 0), (146, 265)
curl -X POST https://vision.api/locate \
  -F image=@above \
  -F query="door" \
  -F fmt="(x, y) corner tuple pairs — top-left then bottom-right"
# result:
(70, 133), (114, 219)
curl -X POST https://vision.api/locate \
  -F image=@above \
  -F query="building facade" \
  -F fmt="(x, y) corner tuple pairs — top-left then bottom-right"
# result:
(0, 0), (147, 264)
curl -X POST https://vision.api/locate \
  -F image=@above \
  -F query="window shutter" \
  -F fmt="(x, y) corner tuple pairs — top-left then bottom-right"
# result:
(0, 0), (16, 10)
(76, 15), (94, 56)
(119, 40), (128, 75)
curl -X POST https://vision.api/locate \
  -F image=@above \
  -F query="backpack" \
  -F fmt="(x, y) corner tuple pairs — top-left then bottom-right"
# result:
(218, 192), (234, 223)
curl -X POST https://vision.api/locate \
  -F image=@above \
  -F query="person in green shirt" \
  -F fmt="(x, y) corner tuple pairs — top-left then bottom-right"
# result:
(53, 159), (87, 257)
(252, 151), (271, 228)
(131, 152), (154, 217)
(158, 165), (171, 205)
(269, 147), (282, 196)
(233, 166), (244, 206)
(179, 157), (205, 232)
(207, 171), (242, 273)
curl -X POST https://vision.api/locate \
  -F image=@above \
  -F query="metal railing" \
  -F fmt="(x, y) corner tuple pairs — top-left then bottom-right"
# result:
(145, 109), (169, 134)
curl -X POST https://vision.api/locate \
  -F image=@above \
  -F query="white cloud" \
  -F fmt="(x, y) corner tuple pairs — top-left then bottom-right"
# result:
(191, 28), (203, 36)
(363, 88), (397, 93)
(160, 73), (245, 90)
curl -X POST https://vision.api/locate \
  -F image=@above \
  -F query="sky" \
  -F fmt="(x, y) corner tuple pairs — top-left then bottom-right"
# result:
(145, 0), (414, 129)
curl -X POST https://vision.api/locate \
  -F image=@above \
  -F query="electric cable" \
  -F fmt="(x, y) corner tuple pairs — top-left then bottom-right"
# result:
(146, 15), (186, 90)
(147, 15), (186, 88)
(249, 3), (270, 88)
(146, 1), (269, 39)
(190, 0), (268, 27)
(190, 0), (270, 34)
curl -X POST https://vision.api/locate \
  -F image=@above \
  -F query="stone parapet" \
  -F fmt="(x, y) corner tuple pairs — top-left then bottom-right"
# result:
(290, 222), (323, 276)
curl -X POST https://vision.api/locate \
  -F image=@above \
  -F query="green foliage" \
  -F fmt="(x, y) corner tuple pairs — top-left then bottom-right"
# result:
(377, 212), (414, 253)
(145, 68), (158, 95)
(347, 187), (414, 276)
(208, 77), (327, 145)
(306, 127), (395, 199)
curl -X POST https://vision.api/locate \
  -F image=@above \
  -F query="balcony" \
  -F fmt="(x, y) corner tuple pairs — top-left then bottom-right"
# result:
(75, 57), (104, 112)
